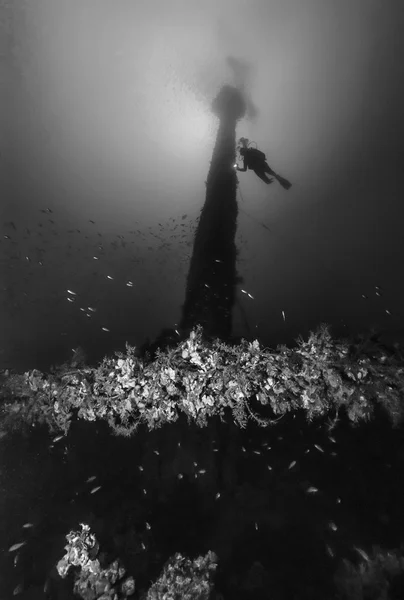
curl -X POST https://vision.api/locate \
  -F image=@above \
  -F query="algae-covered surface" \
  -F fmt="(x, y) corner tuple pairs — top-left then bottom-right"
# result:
(1, 328), (404, 600)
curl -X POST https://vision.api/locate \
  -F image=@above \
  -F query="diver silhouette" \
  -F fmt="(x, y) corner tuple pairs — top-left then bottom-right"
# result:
(236, 138), (292, 189)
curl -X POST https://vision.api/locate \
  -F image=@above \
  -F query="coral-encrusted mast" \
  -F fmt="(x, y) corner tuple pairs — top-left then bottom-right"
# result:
(179, 85), (246, 342)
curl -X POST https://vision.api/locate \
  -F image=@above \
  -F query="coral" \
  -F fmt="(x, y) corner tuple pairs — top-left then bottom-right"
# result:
(1, 322), (403, 438)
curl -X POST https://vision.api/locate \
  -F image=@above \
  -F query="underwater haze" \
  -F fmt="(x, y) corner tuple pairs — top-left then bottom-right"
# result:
(2, 0), (404, 372)
(2, 3), (404, 600)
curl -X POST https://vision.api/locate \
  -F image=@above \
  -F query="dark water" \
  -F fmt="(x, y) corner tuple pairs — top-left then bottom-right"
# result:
(1, 407), (403, 599)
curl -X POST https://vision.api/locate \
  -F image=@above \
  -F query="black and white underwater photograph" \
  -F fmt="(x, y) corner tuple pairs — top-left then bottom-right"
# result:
(1, 1), (404, 598)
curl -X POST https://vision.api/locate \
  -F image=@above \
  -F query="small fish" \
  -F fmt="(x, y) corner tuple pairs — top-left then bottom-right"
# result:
(101, 327), (110, 332)
(215, 492), (221, 499)
(67, 297), (75, 303)
(106, 275), (114, 280)
(13, 583), (24, 595)
(153, 450), (159, 455)
(67, 289), (76, 295)
(328, 436), (336, 444)
(247, 293), (254, 299)
(93, 256), (99, 260)
(242, 446), (246, 452)
(306, 486), (319, 494)
(198, 469), (206, 474)
(177, 474), (183, 480)
(141, 542), (146, 550)
(143, 488), (147, 494)
(126, 281), (133, 287)
(288, 460), (297, 469)
(86, 476), (97, 483)
(253, 450), (261, 455)
(354, 546), (370, 562)
(145, 522), (151, 530)
(14, 554), (19, 566)
(267, 465), (272, 470)
(53, 434), (64, 443)
(9, 542), (26, 553)
(255, 522), (258, 530)
(138, 466), (144, 472)
(326, 545), (335, 558)
(314, 444), (324, 453)
(89, 220), (95, 224)
(328, 521), (338, 531)
(282, 310), (286, 321)
(90, 486), (102, 494)
(22, 523), (34, 529)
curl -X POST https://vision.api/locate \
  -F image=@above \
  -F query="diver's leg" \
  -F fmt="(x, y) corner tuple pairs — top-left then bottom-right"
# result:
(254, 169), (273, 184)
(264, 163), (292, 190)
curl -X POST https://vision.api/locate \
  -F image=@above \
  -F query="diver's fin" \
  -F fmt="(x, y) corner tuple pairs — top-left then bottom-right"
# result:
(276, 175), (292, 190)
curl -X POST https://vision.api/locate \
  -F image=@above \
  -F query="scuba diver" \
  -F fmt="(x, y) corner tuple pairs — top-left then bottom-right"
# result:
(235, 137), (292, 189)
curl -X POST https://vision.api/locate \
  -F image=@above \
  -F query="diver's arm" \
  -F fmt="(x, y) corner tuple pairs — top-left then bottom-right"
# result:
(236, 160), (247, 172)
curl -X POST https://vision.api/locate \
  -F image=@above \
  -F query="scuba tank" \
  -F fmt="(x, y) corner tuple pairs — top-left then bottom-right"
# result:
(237, 138), (266, 162)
